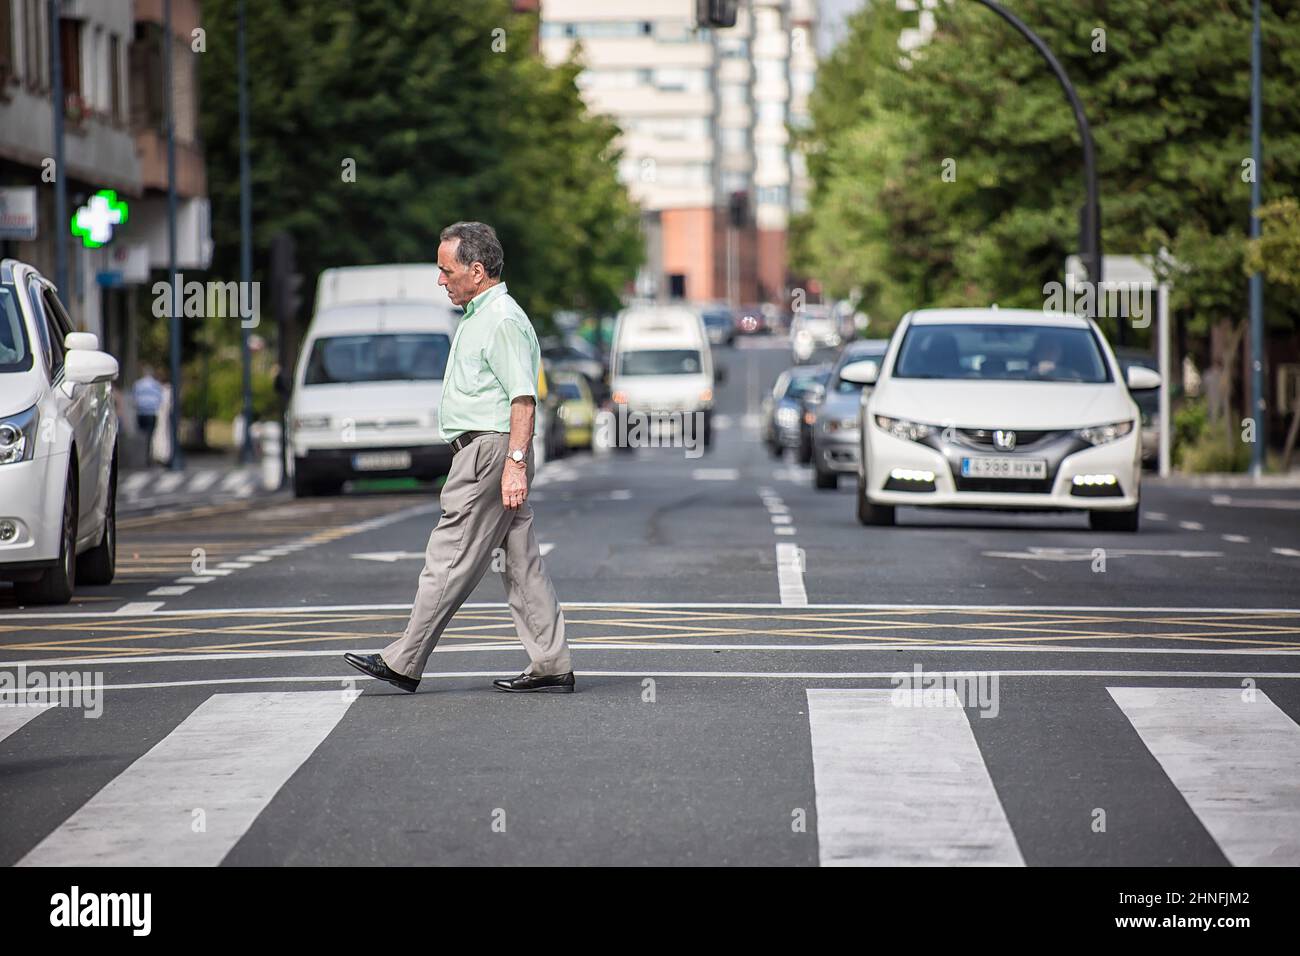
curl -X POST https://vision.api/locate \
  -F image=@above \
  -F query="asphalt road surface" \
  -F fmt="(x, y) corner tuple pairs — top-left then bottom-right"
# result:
(2, 337), (1298, 867)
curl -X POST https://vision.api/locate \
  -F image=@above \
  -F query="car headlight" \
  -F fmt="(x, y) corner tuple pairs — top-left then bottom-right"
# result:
(874, 414), (934, 443)
(776, 406), (799, 428)
(0, 406), (38, 465)
(824, 417), (858, 432)
(1076, 420), (1134, 446)
(293, 414), (331, 431)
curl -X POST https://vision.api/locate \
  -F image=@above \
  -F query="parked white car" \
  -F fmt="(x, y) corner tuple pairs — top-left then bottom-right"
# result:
(852, 308), (1158, 531)
(0, 260), (119, 603)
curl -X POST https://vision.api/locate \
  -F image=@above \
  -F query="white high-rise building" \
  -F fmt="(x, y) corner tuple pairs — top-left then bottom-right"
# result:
(540, 0), (818, 307)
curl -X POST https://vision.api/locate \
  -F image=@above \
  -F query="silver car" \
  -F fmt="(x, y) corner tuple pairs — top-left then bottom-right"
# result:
(811, 339), (890, 489)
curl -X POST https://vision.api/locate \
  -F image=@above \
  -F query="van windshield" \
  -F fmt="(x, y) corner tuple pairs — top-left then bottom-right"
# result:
(304, 333), (451, 385)
(0, 283), (34, 373)
(619, 349), (702, 376)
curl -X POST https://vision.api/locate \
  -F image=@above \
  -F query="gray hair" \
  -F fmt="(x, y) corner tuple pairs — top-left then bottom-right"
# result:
(440, 221), (504, 279)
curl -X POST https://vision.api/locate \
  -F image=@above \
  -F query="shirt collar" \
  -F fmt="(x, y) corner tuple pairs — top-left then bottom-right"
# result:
(463, 282), (508, 319)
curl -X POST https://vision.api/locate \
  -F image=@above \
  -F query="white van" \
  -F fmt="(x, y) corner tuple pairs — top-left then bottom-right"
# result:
(609, 304), (715, 449)
(286, 265), (460, 496)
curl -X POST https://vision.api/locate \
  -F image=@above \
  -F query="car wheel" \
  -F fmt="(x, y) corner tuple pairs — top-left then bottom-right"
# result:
(814, 464), (838, 490)
(16, 471), (78, 605)
(292, 467), (320, 497)
(769, 442), (783, 460)
(78, 453), (117, 586)
(1090, 505), (1139, 532)
(856, 478), (895, 526)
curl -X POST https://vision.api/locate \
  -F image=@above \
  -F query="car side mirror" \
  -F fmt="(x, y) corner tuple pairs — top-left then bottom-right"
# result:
(1125, 366), (1161, 390)
(839, 359), (880, 386)
(63, 349), (119, 387)
(64, 331), (100, 351)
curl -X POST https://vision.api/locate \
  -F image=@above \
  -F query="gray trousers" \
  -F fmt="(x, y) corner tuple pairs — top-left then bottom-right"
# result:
(382, 432), (571, 679)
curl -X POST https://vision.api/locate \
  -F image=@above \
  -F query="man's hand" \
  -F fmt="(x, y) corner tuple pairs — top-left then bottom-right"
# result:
(502, 460), (528, 509)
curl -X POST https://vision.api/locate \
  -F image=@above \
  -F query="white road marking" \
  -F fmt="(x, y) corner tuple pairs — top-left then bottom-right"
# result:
(1145, 512), (1167, 521)
(712, 414), (733, 429)
(188, 470), (220, 493)
(174, 576), (215, 585)
(692, 468), (739, 481)
(1222, 534), (1250, 544)
(154, 472), (185, 494)
(11, 642), (1300, 670)
(1272, 548), (1300, 558)
(351, 545), (554, 562)
(1179, 520), (1205, 531)
(5, 671), (1300, 698)
(220, 470), (254, 490)
(775, 526), (796, 535)
(776, 543), (808, 606)
(771, 514), (792, 525)
(1109, 687), (1300, 867)
(114, 601), (164, 614)
(1210, 496), (1300, 511)
(17, 691), (356, 867)
(806, 689), (1024, 866)
(609, 489), (633, 500)
(766, 503), (789, 514)
(0, 704), (55, 744)
(217, 562), (252, 570)
(741, 413), (761, 429)
(147, 585), (192, 596)
(235, 555), (273, 563)
(120, 472), (151, 495)
(984, 547), (1222, 561)
(6, 600), (1300, 621)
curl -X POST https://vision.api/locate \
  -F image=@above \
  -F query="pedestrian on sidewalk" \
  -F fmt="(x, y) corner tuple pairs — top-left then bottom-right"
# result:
(132, 365), (163, 456)
(344, 221), (574, 695)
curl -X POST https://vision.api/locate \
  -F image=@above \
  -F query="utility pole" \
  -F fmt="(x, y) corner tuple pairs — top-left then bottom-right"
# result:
(49, 0), (68, 298)
(165, 0), (183, 469)
(1248, 0), (1265, 477)
(238, 0), (254, 463)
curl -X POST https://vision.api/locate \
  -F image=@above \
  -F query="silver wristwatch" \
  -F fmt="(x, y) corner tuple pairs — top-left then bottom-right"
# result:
(508, 447), (526, 464)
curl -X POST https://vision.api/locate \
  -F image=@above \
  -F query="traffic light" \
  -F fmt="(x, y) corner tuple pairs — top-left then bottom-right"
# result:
(696, 0), (738, 28)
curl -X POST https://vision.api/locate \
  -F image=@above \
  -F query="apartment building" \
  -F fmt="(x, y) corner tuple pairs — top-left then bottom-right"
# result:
(0, 0), (209, 372)
(540, 0), (817, 307)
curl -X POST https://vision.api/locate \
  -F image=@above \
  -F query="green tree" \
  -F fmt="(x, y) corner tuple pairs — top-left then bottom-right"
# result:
(198, 0), (641, 331)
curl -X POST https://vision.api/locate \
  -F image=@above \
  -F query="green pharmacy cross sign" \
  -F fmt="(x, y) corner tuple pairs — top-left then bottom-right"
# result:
(70, 189), (129, 249)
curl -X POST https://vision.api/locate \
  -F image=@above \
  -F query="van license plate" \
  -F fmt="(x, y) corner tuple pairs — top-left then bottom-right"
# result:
(961, 456), (1046, 479)
(352, 451), (411, 471)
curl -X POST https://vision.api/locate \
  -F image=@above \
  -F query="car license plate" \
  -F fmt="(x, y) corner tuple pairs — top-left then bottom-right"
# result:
(352, 451), (411, 471)
(961, 456), (1046, 479)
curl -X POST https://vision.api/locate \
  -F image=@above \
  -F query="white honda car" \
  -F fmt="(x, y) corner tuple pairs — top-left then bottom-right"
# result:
(849, 308), (1159, 531)
(0, 259), (120, 603)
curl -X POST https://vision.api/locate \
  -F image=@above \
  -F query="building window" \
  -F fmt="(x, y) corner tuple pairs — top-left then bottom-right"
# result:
(130, 21), (165, 132)
(58, 16), (80, 98)
(0, 0), (14, 86)
(24, 0), (45, 89)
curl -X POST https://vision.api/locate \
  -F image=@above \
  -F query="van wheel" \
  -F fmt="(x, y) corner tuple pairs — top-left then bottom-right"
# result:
(856, 478), (895, 526)
(17, 473), (78, 604)
(700, 412), (713, 450)
(79, 454), (117, 585)
(292, 468), (319, 497)
(814, 464), (838, 490)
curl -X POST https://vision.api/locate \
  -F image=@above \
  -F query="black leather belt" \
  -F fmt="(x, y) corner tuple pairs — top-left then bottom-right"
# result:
(449, 430), (494, 454)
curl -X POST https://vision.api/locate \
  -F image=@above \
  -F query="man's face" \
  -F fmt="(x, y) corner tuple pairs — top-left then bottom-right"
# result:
(437, 239), (484, 308)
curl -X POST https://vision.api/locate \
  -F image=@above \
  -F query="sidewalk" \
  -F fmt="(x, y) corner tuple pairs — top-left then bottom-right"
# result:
(1149, 471), (1300, 489)
(119, 451), (282, 515)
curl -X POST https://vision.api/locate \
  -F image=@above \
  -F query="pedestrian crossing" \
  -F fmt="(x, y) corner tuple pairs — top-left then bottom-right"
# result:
(119, 466), (267, 510)
(1, 683), (1297, 866)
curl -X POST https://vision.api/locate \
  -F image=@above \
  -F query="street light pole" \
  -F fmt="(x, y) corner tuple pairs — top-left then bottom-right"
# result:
(1248, 0), (1265, 477)
(164, 0), (183, 470)
(48, 0), (68, 298)
(238, 0), (254, 463)
(972, 1), (1106, 334)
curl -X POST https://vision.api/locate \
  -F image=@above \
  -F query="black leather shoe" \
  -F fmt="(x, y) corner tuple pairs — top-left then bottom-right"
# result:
(492, 671), (576, 694)
(344, 653), (419, 693)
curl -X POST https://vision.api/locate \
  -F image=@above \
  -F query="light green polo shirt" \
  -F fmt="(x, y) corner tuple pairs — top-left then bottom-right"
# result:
(438, 282), (541, 442)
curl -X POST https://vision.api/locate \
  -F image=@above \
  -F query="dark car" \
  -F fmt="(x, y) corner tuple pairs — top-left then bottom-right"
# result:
(1114, 348), (1161, 466)
(811, 339), (890, 489)
(700, 305), (737, 347)
(762, 363), (830, 462)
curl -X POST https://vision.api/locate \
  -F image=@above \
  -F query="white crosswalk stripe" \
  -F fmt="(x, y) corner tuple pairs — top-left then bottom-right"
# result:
(17, 691), (357, 867)
(1109, 687), (1300, 867)
(0, 705), (55, 745)
(807, 689), (1024, 866)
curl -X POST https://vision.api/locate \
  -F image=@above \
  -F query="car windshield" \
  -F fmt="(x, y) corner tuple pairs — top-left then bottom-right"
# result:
(303, 333), (451, 385)
(619, 349), (702, 376)
(0, 283), (33, 373)
(785, 372), (823, 400)
(894, 323), (1110, 383)
(702, 312), (731, 327)
(554, 381), (582, 400)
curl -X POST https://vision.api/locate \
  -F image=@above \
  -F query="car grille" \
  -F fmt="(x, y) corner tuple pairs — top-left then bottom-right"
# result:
(955, 428), (1062, 450)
